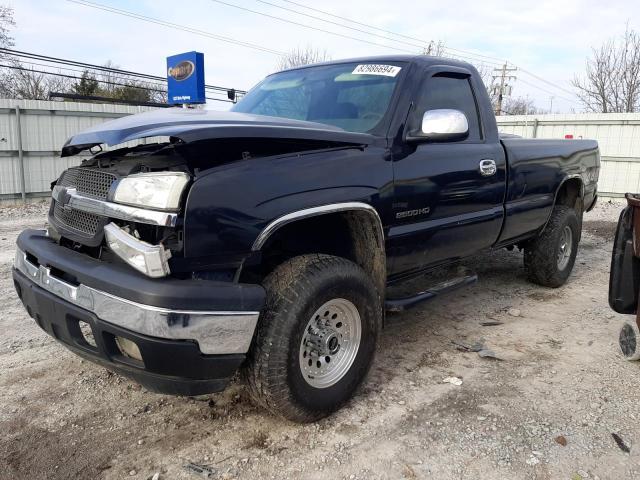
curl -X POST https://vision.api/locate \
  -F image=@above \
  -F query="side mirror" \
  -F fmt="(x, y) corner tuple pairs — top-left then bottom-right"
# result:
(407, 109), (469, 143)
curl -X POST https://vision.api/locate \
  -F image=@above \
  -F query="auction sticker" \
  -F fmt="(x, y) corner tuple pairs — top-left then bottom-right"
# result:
(352, 64), (401, 77)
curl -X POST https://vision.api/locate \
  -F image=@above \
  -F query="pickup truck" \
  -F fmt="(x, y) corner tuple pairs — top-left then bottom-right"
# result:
(13, 55), (600, 422)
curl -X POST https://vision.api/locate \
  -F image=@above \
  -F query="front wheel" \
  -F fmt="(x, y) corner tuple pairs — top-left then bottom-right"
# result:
(524, 205), (580, 288)
(245, 254), (381, 422)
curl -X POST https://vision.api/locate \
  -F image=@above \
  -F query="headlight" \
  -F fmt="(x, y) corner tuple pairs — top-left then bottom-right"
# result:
(113, 172), (190, 211)
(104, 223), (172, 278)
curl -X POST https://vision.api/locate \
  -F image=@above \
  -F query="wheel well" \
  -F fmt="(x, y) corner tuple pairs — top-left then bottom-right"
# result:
(556, 178), (584, 212)
(240, 210), (386, 296)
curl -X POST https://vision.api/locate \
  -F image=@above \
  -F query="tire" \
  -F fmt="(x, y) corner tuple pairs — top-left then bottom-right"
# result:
(524, 205), (580, 288)
(245, 254), (381, 422)
(619, 321), (640, 361)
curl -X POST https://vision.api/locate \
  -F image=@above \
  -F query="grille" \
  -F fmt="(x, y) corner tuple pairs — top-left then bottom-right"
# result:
(53, 202), (101, 236)
(59, 167), (117, 200)
(52, 167), (116, 239)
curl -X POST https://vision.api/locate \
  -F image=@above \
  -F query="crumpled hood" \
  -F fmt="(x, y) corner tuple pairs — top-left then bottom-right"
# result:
(61, 108), (376, 156)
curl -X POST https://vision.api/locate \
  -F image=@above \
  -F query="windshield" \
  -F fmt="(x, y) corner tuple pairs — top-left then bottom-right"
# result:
(231, 62), (404, 134)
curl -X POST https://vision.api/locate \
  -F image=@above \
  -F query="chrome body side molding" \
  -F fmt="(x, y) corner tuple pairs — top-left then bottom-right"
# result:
(251, 202), (384, 251)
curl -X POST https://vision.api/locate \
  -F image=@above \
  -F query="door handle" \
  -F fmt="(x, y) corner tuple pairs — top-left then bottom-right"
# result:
(479, 159), (497, 177)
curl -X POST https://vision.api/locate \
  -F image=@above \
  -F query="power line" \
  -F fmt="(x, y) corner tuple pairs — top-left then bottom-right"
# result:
(274, 1), (579, 97)
(516, 77), (577, 104)
(0, 48), (245, 96)
(254, 0), (504, 67)
(280, 0), (432, 44)
(0, 63), (236, 103)
(0, 63), (166, 92)
(68, 0), (576, 105)
(254, 0), (427, 50)
(66, 0), (286, 57)
(5, 58), (173, 93)
(67, 0), (504, 72)
(209, 0), (416, 54)
(277, 0), (507, 65)
(2, 53), (231, 101)
(517, 67), (577, 98)
(7, 58), (94, 77)
(4, 49), (169, 83)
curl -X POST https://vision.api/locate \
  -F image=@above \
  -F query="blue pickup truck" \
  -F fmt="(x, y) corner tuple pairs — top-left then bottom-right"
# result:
(13, 55), (600, 422)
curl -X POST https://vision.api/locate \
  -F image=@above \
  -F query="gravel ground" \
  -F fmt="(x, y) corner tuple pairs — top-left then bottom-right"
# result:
(1, 199), (639, 480)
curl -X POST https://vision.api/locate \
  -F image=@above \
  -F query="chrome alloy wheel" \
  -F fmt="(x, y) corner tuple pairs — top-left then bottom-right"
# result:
(299, 298), (362, 389)
(557, 225), (573, 270)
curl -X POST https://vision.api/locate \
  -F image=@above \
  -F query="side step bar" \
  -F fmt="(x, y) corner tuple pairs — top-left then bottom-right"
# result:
(384, 272), (478, 313)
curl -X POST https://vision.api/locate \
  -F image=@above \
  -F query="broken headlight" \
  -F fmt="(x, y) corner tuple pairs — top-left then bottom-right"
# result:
(113, 172), (190, 211)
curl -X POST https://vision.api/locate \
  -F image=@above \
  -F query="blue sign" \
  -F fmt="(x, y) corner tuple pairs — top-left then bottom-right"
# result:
(166, 51), (205, 104)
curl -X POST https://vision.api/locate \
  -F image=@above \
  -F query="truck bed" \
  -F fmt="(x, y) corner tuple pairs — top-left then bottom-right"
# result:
(498, 137), (600, 244)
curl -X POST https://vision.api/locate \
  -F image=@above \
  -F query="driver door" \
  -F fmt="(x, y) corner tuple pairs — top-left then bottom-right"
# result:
(388, 69), (506, 278)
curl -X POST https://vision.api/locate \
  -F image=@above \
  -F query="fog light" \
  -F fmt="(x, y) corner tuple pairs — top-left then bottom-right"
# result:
(115, 336), (143, 361)
(104, 222), (171, 278)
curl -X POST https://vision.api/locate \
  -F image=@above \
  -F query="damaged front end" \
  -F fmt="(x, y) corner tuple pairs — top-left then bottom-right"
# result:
(47, 143), (189, 279)
(12, 108), (373, 394)
(50, 109), (371, 280)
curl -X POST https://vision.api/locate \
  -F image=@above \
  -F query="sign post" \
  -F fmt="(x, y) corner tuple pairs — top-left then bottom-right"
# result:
(166, 51), (205, 106)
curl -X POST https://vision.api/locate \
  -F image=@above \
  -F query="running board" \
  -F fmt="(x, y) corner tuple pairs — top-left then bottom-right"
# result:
(384, 272), (478, 312)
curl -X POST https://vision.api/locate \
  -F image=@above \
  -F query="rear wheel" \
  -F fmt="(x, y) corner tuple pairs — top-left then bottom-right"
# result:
(245, 254), (381, 422)
(524, 205), (580, 287)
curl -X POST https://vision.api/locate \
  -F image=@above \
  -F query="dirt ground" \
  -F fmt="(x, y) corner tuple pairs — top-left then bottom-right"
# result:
(1, 200), (639, 480)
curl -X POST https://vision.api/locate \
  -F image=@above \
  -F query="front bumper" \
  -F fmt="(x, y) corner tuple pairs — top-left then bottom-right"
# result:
(13, 229), (265, 395)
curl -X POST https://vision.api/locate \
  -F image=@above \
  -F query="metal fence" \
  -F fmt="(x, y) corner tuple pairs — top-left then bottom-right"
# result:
(496, 113), (640, 198)
(0, 99), (156, 204)
(1, 104), (638, 203)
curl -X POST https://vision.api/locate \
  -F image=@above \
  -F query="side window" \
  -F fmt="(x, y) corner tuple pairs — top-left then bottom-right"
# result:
(414, 75), (482, 141)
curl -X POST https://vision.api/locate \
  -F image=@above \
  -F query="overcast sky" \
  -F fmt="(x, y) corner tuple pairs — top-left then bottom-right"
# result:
(8, 0), (640, 112)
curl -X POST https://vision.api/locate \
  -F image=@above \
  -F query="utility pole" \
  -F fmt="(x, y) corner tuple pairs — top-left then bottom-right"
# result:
(549, 96), (555, 113)
(492, 63), (517, 116)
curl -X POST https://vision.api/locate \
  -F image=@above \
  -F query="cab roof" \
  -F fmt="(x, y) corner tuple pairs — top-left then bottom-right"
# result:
(275, 54), (475, 75)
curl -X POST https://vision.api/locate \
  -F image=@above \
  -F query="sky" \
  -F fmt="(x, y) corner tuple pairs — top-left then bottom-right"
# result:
(7, 0), (640, 113)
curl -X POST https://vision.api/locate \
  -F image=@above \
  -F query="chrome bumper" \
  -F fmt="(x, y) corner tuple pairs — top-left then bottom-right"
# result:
(14, 247), (260, 355)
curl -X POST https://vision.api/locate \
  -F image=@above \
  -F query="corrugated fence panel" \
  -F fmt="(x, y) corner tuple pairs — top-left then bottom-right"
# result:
(2, 107), (640, 200)
(497, 113), (640, 197)
(0, 99), (157, 200)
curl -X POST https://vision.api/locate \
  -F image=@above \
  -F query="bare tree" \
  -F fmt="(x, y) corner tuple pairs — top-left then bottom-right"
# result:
(573, 25), (640, 113)
(0, 62), (72, 100)
(0, 7), (166, 103)
(0, 6), (72, 100)
(276, 46), (331, 70)
(70, 62), (167, 103)
(502, 96), (543, 115)
(422, 40), (445, 57)
(471, 63), (503, 110)
(0, 5), (14, 50)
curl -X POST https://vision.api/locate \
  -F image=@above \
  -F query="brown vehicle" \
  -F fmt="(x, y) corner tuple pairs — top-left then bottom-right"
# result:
(610, 194), (640, 359)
